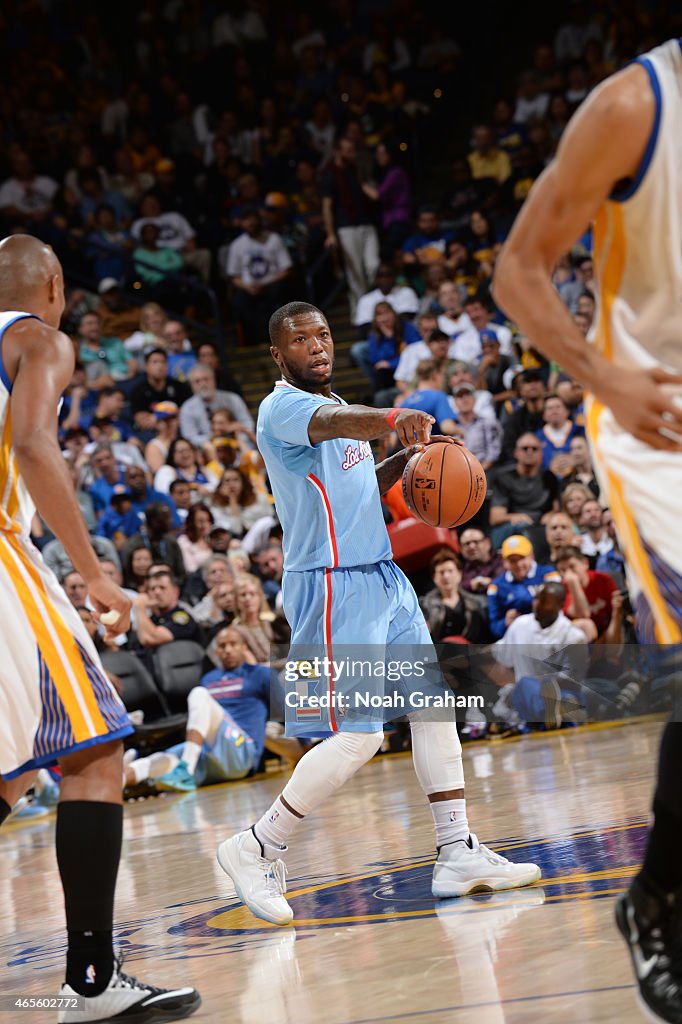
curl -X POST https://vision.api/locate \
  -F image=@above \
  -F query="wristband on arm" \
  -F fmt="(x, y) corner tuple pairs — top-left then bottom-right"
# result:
(385, 408), (400, 430)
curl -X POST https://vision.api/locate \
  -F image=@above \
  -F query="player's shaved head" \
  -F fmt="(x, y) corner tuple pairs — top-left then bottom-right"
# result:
(269, 302), (328, 347)
(0, 234), (60, 297)
(538, 581), (567, 605)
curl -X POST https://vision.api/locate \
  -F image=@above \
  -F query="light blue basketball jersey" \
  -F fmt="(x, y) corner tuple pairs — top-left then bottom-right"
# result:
(257, 381), (392, 571)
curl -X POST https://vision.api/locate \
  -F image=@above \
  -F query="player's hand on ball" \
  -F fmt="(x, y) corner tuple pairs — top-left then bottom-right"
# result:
(393, 409), (434, 447)
(89, 576), (132, 637)
(425, 434), (464, 446)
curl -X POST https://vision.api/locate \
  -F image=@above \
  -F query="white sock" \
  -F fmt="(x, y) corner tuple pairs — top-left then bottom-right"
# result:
(182, 741), (202, 774)
(129, 756), (153, 784)
(254, 796), (302, 850)
(431, 798), (469, 847)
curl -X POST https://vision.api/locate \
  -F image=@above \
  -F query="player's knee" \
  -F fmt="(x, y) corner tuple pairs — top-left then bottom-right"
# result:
(335, 730), (384, 765)
(187, 686), (209, 709)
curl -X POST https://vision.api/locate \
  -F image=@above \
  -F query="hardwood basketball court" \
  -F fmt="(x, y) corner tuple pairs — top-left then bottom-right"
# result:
(1, 718), (660, 1023)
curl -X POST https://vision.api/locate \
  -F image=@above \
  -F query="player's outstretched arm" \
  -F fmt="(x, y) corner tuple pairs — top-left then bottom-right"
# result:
(8, 320), (130, 632)
(493, 63), (682, 450)
(308, 404), (434, 447)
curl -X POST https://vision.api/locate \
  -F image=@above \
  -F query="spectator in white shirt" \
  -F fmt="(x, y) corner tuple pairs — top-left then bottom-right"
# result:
(354, 264), (419, 329)
(226, 207), (293, 345)
(131, 193), (211, 281)
(490, 581), (590, 729)
(0, 150), (58, 228)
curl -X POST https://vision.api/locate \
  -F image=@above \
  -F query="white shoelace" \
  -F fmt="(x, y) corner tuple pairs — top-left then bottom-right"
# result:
(264, 857), (288, 896)
(469, 834), (509, 866)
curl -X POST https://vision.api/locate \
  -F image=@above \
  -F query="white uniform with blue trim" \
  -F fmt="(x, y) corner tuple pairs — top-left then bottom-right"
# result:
(257, 380), (434, 735)
(0, 311), (132, 779)
(586, 39), (682, 643)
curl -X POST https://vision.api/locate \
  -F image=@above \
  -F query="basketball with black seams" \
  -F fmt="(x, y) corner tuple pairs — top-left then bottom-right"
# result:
(402, 442), (487, 528)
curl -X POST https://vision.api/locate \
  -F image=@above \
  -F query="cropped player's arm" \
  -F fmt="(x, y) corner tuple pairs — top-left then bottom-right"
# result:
(308, 404), (434, 448)
(9, 322), (130, 631)
(494, 64), (682, 450)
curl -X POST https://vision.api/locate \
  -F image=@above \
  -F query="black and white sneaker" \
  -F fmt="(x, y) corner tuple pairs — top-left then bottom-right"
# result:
(58, 960), (201, 1023)
(615, 877), (682, 1024)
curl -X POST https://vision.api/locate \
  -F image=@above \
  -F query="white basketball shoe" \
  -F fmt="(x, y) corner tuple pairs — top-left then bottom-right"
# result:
(58, 960), (200, 1022)
(217, 827), (293, 925)
(432, 833), (541, 898)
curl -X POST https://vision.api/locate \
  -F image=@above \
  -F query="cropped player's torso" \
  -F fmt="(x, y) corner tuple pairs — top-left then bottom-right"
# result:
(0, 311), (41, 536)
(593, 39), (682, 371)
(257, 381), (392, 572)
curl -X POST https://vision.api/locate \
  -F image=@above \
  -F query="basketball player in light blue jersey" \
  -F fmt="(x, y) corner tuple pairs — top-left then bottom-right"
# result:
(216, 301), (540, 924)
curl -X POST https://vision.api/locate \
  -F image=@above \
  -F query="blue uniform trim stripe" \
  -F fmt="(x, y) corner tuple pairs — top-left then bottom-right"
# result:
(610, 57), (662, 203)
(0, 314), (40, 393)
(643, 542), (682, 614)
(6, 725), (134, 780)
(33, 645), (75, 761)
(76, 640), (130, 732)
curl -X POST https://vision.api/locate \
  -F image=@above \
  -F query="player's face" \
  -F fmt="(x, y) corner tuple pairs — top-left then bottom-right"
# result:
(272, 312), (334, 392)
(216, 629), (246, 669)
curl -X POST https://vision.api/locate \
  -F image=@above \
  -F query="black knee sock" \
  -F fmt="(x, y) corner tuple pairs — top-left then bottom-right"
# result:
(640, 722), (682, 895)
(0, 797), (11, 825)
(56, 801), (123, 997)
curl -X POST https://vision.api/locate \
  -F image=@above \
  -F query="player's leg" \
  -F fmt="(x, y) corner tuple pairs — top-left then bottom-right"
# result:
(385, 561), (541, 896)
(0, 770), (39, 820)
(57, 739), (201, 1022)
(216, 565), (389, 924)
(216, 729), (383, 924)
(0, 542), (200, 1022)
(155, 687), (225, 792)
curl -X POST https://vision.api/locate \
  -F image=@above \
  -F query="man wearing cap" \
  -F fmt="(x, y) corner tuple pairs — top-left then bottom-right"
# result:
(96, 277), (141, 339)
(486, 535), (562, 639)
(77, 311), (135, 386)
(451, 382), (502, 470)
(500, 369), (548, 462)
(95, 485), (144, 546)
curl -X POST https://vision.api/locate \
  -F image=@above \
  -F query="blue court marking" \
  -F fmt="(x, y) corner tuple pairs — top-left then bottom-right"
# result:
(169, 820), (648, 937)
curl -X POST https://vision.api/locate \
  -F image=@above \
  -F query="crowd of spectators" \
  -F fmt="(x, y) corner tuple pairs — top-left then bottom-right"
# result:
(5, 1), (678, 810)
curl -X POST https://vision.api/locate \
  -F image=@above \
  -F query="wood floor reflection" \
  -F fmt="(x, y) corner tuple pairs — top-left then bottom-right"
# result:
(1, 718), (662, 1024)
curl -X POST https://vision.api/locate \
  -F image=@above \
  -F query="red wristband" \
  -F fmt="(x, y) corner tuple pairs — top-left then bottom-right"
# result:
(386, 408), (399, 430)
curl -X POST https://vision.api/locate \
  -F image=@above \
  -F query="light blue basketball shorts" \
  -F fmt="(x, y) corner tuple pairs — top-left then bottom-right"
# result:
(280, 559), (437, 737)
(168, 710), (256, 785)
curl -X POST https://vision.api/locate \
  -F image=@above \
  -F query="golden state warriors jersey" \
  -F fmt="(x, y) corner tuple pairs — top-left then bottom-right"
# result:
(592, 39), (682, 372)
(0, 311), (42, 535)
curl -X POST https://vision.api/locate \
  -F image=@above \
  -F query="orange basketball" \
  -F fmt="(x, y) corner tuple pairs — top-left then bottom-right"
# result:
(401, 442), (487, 528)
